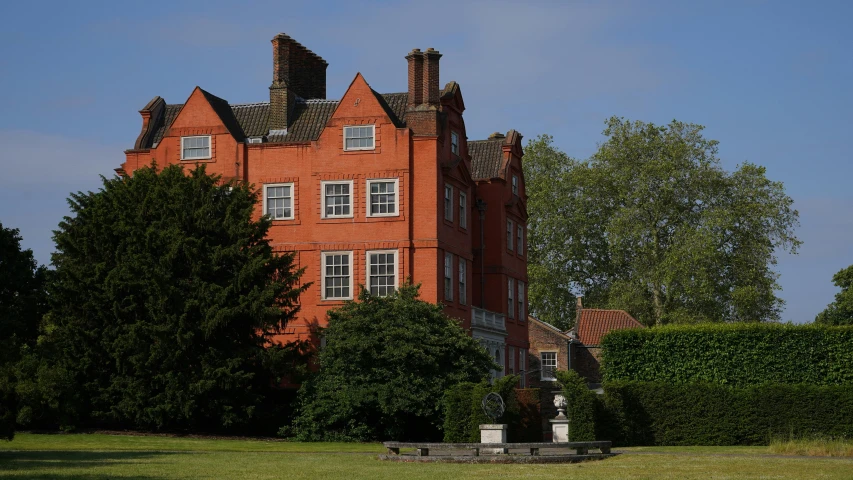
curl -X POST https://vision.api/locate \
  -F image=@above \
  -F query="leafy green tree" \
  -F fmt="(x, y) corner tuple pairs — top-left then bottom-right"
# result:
(42, 164), (306, 432)
(0, 223), (47, 440)
(815, 265), (853, 325)
(289, 284), (496, 441)
(525, 118), (800, 328)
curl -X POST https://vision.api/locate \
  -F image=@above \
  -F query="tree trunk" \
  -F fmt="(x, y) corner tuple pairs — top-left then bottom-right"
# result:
(652, 284), (664, 326)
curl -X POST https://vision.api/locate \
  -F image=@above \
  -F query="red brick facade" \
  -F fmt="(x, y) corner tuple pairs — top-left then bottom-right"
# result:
(120, 34), (529, 377)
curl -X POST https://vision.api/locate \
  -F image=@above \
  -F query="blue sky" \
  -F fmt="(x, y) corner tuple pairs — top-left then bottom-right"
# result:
(0, 0), (850, 323)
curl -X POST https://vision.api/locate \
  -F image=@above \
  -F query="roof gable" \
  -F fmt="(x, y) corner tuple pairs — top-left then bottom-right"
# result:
(167, 87), (245, 141)
(575, 309), (644, 346)
(327, 73), (404, 128)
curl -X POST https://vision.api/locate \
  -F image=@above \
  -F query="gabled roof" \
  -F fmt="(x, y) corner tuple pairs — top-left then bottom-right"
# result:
(528, 315), (572, 339)
(575, 309), (644, 346)
(469, 138), (504, 180)
(137, 92), (410, 148)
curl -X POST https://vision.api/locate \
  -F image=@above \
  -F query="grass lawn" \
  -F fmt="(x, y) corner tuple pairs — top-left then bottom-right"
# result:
(2, 433), (852, 479)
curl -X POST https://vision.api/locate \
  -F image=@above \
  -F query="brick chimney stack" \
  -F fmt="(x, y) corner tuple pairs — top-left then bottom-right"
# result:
(269, 33), (328, 133)
(575, 296), (583, 325)
(405, 47), (442, 135)
(422, 48), (442, 106)
(406, 49), (424, 108)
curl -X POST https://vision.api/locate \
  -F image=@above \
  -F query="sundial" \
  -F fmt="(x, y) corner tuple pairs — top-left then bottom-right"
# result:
(481, 392), (506, 423)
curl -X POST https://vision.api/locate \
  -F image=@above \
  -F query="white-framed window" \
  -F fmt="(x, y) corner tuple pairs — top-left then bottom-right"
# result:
(321, 252), (353, 300)
(518, 281), (526, 321)
(509, 346), (516, 375)
(458, 258), (467, 305)
(520, 349), (527, 387)
(507, 219), (514, 251)
(263, 183), (294, 220)
(444, 252), (453, 302)
(321, 180), (353, 218)
(508, 277), (515, 319)
(343, 125), (375, 151)
(247, 137), (263, 144)
(366, 179), (398, 217)
(541, 351), (557, 381)
(512, 175), (519, 196)
(459, 192), (467, 229)
(495, 348), (503, 379)
(444, 184), (453, 221)
(366, 250), (397, 297)
(517, 225), (524, 255)
(181, 135), (211, 160)
(451, 131), (459, 156)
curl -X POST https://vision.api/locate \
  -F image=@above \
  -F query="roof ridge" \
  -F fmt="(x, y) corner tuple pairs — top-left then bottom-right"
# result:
(231, 102), (269, 108)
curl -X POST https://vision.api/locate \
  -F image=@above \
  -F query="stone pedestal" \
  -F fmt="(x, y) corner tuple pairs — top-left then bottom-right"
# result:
(550, 418), (570, 443)
(479, 424), (508, 454)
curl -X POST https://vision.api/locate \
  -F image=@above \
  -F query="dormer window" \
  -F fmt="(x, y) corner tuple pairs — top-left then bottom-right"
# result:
(344, 125), (375, 151)
(181, 136), (211, 160)
(451, 131), (459, 156)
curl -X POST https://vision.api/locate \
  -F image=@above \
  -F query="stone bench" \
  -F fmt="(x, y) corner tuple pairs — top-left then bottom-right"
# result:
(383, 441), (611, 457)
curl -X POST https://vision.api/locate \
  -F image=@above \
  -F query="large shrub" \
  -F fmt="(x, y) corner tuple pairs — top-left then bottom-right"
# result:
(289, 284), (495, 442)
(600, 381), (853, 446)
(601, 324), (853, 386)
(32, 164), (306, 433)
(556, 370), (596, 441)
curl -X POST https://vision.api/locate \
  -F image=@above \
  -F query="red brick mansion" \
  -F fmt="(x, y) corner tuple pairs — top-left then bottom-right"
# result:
(120, 34), (529, 382)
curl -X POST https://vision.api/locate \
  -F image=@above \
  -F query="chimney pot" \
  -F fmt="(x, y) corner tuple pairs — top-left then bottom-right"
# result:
(488, 132), (505, 140)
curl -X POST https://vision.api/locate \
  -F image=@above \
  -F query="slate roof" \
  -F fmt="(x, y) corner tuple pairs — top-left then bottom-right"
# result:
(574, 310), (644, 346)
(469, 138), (505, 180)
(140, 92), (410, 148)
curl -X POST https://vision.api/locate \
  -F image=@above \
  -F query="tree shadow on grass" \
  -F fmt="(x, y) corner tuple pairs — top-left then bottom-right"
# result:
(0, 450), (182, 479)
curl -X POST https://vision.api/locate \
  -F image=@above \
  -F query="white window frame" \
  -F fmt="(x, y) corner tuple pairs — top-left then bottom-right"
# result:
(541, 351), (557, 381)
(321, 251), (354, 300)
(247, 137), (263, 144)
(181, 135), (211, 160)
(458, 258), (467, 305)
(343, 124), (375, 151)
(366, 178), (399, 217)
(459, 191), (467, 229)
(321, 180), (354, 219)
(365, 250), (398, 297)
(507, 219), (514, 251)
(517, 225), (524, 255)
(444, 184), (453, 222)
(444, 252), (453, 302)
(508, 278), (515, 318)
(451, 131), (460, 156)
(512, 175), (519, 196)
(518, 281), (526, 322)
(263, 183), (295, 220)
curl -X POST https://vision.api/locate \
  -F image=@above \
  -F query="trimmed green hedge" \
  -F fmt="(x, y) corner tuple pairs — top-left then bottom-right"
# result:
(601, 324), (853, 386)
(598, 381), (853, 446)
(442, 376), (522, 442)
(556, 370), (596, 441)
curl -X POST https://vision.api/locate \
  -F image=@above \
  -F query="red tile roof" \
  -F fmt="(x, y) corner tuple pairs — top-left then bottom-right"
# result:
(575, 309), (644, 345)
